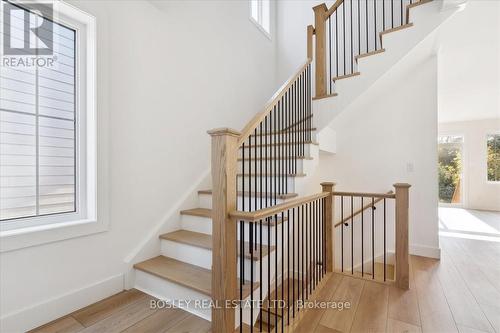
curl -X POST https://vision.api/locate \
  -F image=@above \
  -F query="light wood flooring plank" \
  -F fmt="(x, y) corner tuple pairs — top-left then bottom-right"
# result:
(411, 255), (458, 333)
(319, 276), (364, 332)
(71, 290), (144, 327)
(29, 316), (84, 333)
(121, 307), (189, 333)
(350, 280), (389, 333)
(386, 318), (422, 333)
(78, 295), (156, 333)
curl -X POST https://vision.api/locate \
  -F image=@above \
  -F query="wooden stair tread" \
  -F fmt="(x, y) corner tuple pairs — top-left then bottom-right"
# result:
(180, 208), (286, 225)
(379, 23), (414, 38)
(355, 48), (386, 61)
(241, 141), (319, 148)
(134, 256), (258, 298)
(332, 72), (361, 81)
(198, 189), (298, 199)
(160, 230), (275, 260)
(312, 92), (338, 100)
(180, 207), (212, 218)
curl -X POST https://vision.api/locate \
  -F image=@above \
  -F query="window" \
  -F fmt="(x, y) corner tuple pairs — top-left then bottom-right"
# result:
(487, 134), (500, 182)
(0, 0), (96, 233)
(250, 0), (270, 37)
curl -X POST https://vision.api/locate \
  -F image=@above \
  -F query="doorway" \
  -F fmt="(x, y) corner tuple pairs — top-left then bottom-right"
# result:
(438, 135), (464, 205)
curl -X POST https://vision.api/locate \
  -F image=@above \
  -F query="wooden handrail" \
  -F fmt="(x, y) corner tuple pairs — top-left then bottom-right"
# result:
(230, 192), (329, 221)
(325, 0), (345, 18)
(334, 190), (393, 228)
(332, 191), (396, 199)
(238, 59), (312, 146)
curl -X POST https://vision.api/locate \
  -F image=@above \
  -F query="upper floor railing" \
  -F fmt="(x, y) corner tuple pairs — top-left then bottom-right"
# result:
(313, 0), (423, 97)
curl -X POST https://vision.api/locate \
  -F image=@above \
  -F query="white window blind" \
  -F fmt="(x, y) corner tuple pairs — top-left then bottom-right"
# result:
(0, 3), (77, 222)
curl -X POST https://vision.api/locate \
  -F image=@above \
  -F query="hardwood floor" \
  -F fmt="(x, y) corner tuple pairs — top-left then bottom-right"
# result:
(31, 209), (500, 333)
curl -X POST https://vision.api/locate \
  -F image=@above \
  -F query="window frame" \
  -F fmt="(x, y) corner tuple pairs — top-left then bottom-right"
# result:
(0, 0), (100, 252)
(249, 0), (271, 40)
(486, 132), (500, 183)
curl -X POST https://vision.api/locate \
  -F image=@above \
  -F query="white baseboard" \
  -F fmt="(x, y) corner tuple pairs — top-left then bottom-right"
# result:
(410, 244), (441, 259)
(0, 274), (124, 333)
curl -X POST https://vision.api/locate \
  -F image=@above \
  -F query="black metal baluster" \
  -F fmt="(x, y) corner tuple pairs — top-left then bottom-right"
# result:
(281, 210), (284, 333)
(374, 0), (377, 50)
(274, 105), (277, 206)
(366, 0), (369, 53)
(372, 197), (375, 280)
(329, 17), (332, 94)
(259, 125), (262, 210)
(274, 213), (278, 332)
(265, 117), (268, 209)
(268, 216), (271, 327)
(351, 196), (354, 275)
(383, 0), (386, 31)
(336, 10), (339, 77)
(401, 0), (403, 26)
(287, 209), (290, 325)
(358, 0), (361, 56)
(392, 0), (394, 28)
(301, 204), (304, 303)
(305, 202), (309, 297)
(350, 0), (353, 74)
(341, 196), (344, 272)
(384, 198), (387, 282)
(361, 197), (364, 277)
(259, 218), (263, 332)
(343, 2), (346, 75)
(250, 221), (254, 333)
(292, 207), (296, 318)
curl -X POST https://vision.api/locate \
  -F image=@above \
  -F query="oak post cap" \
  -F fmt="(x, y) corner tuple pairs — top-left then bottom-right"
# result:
(312, 3), (328, 12)
(393, 183), (412, 188)
(207, 128), (241, 138)
(321, 182), (336, 192)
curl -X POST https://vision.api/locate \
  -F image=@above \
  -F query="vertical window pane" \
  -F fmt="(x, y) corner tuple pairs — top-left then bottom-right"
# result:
(487, 134), (500, 182)
(0, 3), (76, 223)
(251, 0), (259, 21)
(262, 0), (270, 33)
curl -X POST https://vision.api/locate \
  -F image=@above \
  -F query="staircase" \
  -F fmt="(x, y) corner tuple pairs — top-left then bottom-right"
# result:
(131, 0), (463, 332)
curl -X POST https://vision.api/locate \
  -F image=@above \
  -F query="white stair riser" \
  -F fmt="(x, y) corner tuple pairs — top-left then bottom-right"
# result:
(135, 270), (267, 326)
(135, 270), (212, 321)
(160, 239), (274, 282)
(180, 214), (284, 246)
(237, 176), (296, 193)
(198, 193), (286, 210)
(238, 159), (305, 174)
(239, 144), (313, 158)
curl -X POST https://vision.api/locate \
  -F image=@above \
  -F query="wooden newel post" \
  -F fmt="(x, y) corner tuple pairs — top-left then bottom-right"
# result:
(394, 183), (411, 290)
(313, 3), (327, 97)
(208, 128), (240, 332)
(307, 25), (314, 60)
(321, 182), (335, 272)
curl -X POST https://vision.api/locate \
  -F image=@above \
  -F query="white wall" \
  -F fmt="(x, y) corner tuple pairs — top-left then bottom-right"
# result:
(0, 1), (278, 331)
(306, 56), (440, 258)
(438, 0), (500, 123)
(439, 119), (500, 211)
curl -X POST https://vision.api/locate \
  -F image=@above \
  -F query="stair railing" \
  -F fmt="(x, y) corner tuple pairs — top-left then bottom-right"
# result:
(208, 41), (315, 331)
(313, 0), (422, 98)
(331, 183), (410, 289)
(229, 183), (335, 333)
